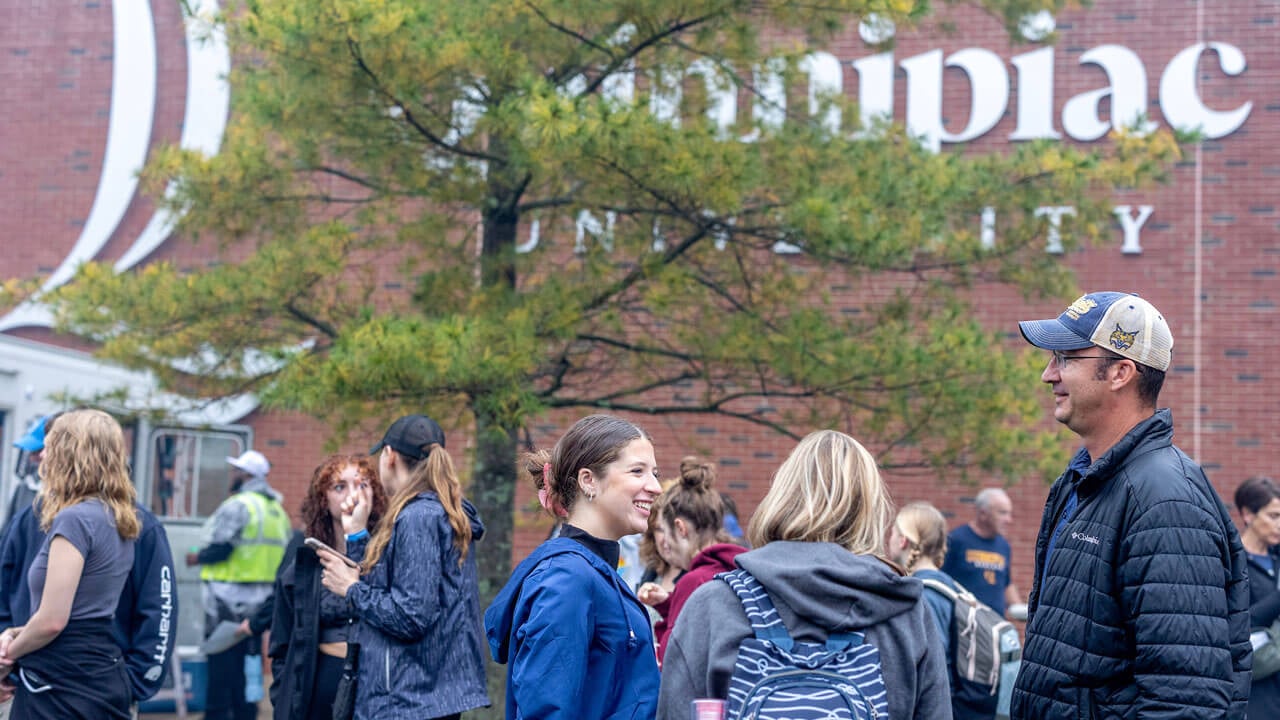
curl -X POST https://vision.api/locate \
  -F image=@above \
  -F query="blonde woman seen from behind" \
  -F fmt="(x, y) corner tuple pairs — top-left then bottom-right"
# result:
(657, 430), (951, 720)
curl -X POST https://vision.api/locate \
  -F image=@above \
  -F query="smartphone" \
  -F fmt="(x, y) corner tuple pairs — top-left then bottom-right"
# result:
(304, 537), (359, 569)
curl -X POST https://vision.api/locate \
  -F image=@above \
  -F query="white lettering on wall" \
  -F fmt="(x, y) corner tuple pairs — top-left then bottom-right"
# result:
(942, 49), (1010, 144)
(801, 51), (843, 134)
(521, 203), (1154, 255)
(689, 58), (738, 136)
(1062, 45), (1156, 141)
(649, 68), (681, 126)
(743, 58), (786, 142)
(851, 52), (894, 135)
(1010, 47), (1060, 140)
(1036, 206), (1077, 254)
(1160, 42), (1253, 138)
(1114, 205), (1154, 255)
(900, 50), (945, 152)
(574, 210), (616, 253)
(902, 48), (1011, 152)
(981, 207), (996, 249)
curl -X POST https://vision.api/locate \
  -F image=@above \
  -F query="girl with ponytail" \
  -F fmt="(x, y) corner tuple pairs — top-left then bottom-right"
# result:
(889, 501), (977, 719)
(317, 415), (489, 720)
(636, 457), (747, 664)
(485, 414), (663, 720)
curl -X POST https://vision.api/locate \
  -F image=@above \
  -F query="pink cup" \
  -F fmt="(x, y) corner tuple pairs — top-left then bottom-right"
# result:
(691, 698), (727, 720)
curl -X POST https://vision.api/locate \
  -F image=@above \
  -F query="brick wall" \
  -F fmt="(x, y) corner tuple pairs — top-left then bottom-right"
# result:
(2, 1), (1277, 596)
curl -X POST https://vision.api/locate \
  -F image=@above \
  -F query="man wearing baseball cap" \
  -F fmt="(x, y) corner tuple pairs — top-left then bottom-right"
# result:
(2, 416), (48, 535)
(187, 449), (290, 720)
(1009, 292), (1250, 719)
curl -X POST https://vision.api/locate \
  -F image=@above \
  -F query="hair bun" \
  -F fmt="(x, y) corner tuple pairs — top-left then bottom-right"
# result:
(679, 456), (715, 491)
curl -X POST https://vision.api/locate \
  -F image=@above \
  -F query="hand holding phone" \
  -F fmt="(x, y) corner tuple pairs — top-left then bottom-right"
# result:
(304, 537), (359, 569)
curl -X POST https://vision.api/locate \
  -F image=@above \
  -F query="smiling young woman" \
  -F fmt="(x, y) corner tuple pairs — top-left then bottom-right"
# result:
(485, 414), (663, 720)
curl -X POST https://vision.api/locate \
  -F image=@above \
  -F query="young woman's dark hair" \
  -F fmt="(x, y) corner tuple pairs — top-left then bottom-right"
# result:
(1236, 476), (1280, 515)
(639, 491), (674, 576)
(663, 456), (728, 540)
(299, 454), (386, 547)
(639, 457), (745, 663)
(525, 413), (652, 518)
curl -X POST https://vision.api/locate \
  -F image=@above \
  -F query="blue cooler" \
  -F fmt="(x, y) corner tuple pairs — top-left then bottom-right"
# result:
(138, 647), (206, 714)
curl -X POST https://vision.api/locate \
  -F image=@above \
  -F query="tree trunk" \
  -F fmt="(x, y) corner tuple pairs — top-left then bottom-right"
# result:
(475, 153), (522, 599)
(472, 146), (523, 720)
(470, 405), (518, 604)
(470, 405), (518, 720)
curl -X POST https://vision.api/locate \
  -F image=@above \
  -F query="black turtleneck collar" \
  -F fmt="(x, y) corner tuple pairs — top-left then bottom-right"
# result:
(559, 524), (620, 569)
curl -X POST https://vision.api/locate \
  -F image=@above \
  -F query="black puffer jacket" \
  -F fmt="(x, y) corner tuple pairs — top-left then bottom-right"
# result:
(1011, 410), (1251, 720)
(268, 541), (324, 720)
(1246, 548), (1280, 717)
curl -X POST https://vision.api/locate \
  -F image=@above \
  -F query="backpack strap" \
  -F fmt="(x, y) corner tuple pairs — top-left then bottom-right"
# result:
(919, 577), (979, 607)
(717, 569), (864, 653)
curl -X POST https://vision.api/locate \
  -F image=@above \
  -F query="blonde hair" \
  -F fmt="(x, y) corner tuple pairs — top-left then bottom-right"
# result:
(38, 409), (139, 539)
(894, 502), (948, 571)
(363, 445), (471, 572)
(749, 430), (891, 555)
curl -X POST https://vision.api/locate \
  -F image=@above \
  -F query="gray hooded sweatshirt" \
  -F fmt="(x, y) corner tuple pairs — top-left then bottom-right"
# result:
(657, 540), (952, 720)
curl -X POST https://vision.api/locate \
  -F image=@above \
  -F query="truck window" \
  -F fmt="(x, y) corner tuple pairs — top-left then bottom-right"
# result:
(149, 430), (245, 519)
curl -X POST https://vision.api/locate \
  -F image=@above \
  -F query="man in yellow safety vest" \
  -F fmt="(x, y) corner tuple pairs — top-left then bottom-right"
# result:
(186, 450), (290, 720)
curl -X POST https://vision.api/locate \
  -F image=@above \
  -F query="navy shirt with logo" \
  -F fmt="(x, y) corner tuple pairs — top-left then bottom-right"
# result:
(942, 524), (1011, 616)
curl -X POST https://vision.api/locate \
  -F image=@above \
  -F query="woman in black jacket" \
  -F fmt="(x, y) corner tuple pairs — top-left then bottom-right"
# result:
(269, 455), (385, 720)
(1236, 476), (1280, 718)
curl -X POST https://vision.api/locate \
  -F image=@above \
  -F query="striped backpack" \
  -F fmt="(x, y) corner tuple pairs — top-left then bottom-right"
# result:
(718, 569), (889, 720)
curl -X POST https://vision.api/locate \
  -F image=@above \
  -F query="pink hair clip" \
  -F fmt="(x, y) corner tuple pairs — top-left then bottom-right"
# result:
(538, 462), (568, 518)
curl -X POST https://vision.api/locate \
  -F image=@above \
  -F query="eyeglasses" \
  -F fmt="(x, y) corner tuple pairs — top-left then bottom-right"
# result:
(1049, 350), (1120, 371)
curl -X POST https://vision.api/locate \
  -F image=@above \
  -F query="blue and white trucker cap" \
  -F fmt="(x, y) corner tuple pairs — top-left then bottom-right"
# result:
(1018, 292), (1173, 372)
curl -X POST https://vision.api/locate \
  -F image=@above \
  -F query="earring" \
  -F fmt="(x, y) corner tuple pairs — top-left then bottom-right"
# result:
(587, 492), (596, 502)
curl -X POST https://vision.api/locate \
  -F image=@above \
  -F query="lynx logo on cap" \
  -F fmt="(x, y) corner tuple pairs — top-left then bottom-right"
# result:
(1109, 325), (1138, 351)
(1018, 292), (1173, 372)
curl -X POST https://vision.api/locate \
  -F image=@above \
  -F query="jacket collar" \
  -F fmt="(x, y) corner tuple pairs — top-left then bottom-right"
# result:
(1075, 408), (1173, 497)
(240, 475), (283, 501)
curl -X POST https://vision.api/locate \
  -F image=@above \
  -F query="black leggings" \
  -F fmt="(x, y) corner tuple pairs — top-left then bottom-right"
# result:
(305, 652), (344, 720)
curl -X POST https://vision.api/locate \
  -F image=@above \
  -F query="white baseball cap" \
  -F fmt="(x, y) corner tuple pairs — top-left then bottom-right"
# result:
(226, 449), (270, 478)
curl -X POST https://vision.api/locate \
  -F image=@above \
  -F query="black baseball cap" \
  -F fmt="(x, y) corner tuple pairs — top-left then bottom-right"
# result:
(370, 414), (446, 461)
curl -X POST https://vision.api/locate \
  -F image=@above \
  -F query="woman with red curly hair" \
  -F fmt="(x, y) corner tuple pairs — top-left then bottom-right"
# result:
(268, 455), (386, 720)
